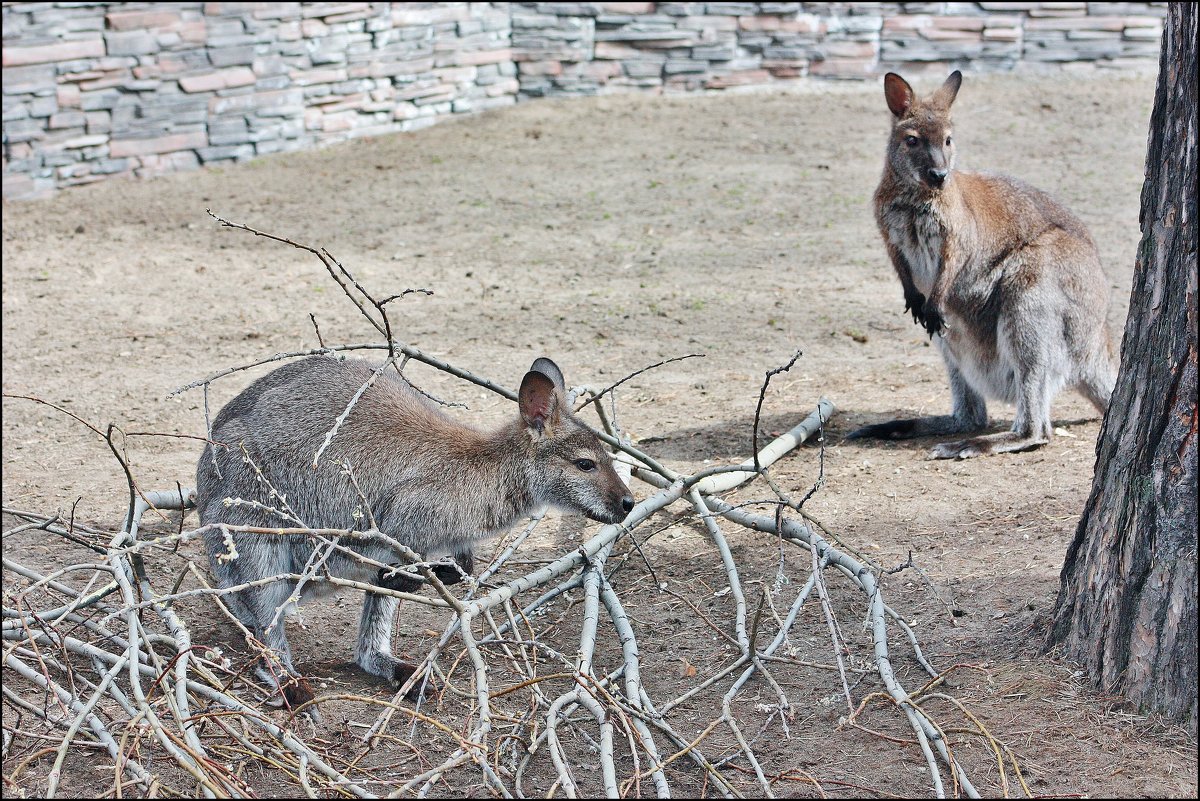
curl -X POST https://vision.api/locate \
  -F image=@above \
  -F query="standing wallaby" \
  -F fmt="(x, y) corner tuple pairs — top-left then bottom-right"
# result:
(847, 70), (1117, 459)
(196, 356), (633, 711)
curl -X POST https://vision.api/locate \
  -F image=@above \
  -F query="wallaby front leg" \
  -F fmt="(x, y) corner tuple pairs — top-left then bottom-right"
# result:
(920, 240), (959, 338)
(915, 231), (961, 338)
(887, 244), (928, 327)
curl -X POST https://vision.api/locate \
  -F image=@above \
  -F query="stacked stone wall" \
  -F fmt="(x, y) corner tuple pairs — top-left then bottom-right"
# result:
(513, 2), (1165, 95)
(3, 2), (514, 199)
(2, 2), (1166, 199)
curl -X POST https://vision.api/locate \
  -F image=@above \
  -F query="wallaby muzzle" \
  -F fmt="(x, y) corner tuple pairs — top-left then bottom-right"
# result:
(594, 491), (635, 525)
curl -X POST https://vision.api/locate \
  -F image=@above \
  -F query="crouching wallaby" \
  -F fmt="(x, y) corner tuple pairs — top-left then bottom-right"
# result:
(196, 356), (634, 712)
(847, 70), (1117, 459)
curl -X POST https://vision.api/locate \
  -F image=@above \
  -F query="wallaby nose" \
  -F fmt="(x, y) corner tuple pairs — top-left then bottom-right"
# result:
(620, 495), (634, 514)
(926, 168), (948, 187)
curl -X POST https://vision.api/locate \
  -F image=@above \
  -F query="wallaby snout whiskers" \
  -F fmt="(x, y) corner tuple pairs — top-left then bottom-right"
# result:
(196, 356), (632, 715)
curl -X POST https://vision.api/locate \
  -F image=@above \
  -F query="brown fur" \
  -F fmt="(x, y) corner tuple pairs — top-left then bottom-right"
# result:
(848, 71), (1117, 459)
(196, 356), (634, 716)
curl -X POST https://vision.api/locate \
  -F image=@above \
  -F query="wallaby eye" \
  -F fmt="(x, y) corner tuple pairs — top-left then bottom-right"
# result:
(905, 135), (920, 147)
(574, 458), (597, 472)
(945, 135), (953, 146)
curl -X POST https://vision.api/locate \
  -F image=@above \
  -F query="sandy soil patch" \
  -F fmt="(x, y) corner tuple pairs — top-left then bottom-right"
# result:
(4, 70), (1195, 797)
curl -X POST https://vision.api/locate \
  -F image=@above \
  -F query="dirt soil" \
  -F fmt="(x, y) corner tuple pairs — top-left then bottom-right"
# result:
(4, 71), (1197, 798)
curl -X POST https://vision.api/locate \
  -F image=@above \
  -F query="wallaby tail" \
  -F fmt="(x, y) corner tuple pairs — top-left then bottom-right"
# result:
(1077, 339), (1118, 415)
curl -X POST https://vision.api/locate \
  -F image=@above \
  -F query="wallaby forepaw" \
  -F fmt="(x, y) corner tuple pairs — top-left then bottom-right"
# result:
(904, 289), (927, 326)
(377, 565), (422, 593)
(921, 301), (947, 338)
(430, 561), (466, 586)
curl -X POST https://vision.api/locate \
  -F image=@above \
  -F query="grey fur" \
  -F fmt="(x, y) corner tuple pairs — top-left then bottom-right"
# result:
(196, 356), (633, 705)
(848, 71), (1117, 459)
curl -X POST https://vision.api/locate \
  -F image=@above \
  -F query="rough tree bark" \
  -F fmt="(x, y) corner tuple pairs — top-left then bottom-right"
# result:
(1046, 2), (1197, 735)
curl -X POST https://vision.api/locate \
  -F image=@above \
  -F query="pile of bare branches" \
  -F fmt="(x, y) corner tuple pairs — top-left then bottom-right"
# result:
(2, 214), (1032, 798)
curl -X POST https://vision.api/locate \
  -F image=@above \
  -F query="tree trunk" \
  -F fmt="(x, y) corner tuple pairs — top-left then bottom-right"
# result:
(1046, 2), (1197, 735)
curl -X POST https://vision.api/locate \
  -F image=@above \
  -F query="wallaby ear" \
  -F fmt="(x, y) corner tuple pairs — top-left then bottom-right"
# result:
(883, 72), (914, 118)
(933, 70), (962, 109)
(519, 369), (561, 434)
(529, 357), (566, 392)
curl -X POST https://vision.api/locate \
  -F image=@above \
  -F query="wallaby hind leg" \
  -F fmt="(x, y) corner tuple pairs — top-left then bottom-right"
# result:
(219, 591), (258, 629)
(202, 529), (317, 714)
(229, 578), (320, 716)
(204, 531), (260, 629)
(357, 570), (426, 700)
(847, 353), (988, 441)
(930, 352), (1054, 459)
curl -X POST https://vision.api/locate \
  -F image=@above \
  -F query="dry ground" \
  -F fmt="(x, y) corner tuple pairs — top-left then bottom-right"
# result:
(3, 70), (1197, 797)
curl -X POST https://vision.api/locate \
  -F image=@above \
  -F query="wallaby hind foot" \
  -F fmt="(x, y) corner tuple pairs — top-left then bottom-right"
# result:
(279, 674), (317, 715)
(929, 430), (1050, 460)
(254, 659), (320, 721)
(355, 650), (430, 700)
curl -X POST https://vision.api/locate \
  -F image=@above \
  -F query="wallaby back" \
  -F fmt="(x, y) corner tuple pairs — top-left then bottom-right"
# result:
(849, 71), (1117, 459)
